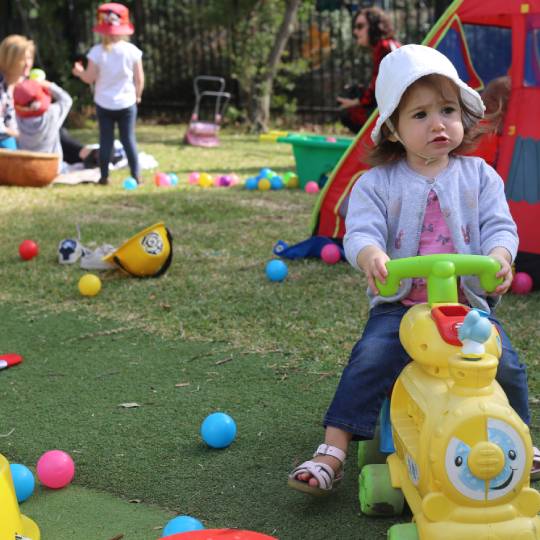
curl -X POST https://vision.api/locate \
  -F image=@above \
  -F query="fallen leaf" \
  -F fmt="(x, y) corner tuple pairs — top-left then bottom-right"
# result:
(175, 382), (190, 387)
(119, 402), (140, 408)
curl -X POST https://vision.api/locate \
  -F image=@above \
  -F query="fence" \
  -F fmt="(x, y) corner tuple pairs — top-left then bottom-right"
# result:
(1, 0), (452, 124)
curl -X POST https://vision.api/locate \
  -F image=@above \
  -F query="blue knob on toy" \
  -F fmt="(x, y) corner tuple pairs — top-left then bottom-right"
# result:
(458, 309), (492, 344)
(10, 463), (35, 503)
(161, 515), (205, 537)
(200, 412), (237, 449)
(265, 259), (288, 282)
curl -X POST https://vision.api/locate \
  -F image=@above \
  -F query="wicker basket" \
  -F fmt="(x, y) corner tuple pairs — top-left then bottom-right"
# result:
(0, 149), (59, 187)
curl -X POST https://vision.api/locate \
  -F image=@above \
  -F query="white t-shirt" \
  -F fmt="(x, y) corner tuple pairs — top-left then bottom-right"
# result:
(87, 41), (142, 110)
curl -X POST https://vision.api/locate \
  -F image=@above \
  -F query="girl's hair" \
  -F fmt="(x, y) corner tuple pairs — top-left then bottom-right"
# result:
(366, 74), (484, 167)
(0, 35), (34, 83)
(102, 34), (129, 51)
(480, 75), (511, 135)
(358, 7), (396, 47)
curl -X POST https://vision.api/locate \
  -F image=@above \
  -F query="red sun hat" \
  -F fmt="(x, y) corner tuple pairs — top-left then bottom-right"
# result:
(13, 79), (52, 118)
(93, 3), (134, 35)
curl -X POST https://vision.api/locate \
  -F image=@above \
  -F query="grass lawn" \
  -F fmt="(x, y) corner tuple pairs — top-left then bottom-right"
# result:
(1, 124), (540, 540)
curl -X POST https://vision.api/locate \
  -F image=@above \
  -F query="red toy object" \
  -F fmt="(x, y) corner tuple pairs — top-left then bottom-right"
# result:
(320, 243), (341, 264)
(18, 240), (39, 260)
(0, 353), (23, 370)
(163, 530), (277, 540)
(511, 271), (533, 295)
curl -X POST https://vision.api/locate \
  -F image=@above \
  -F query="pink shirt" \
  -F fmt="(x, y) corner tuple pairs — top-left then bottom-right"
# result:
(403, 190), (466, 305)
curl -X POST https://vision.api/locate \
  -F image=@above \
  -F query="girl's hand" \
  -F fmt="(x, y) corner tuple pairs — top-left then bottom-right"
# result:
(489, 247), (513, 295)
(72, 61), (84, 78)
(357, 246), (390, 295)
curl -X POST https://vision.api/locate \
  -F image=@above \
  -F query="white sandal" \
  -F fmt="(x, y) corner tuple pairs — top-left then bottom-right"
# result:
(288, 444), (346, 496)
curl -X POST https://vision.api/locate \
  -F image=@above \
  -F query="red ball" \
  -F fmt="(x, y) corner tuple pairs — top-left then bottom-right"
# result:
(321, 243), (341, 264)
(19, 240), (39, 260)
(511, 272), (533, 295)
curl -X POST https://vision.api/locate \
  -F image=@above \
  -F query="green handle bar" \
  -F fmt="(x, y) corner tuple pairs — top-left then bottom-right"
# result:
(375, 254), (502, 305)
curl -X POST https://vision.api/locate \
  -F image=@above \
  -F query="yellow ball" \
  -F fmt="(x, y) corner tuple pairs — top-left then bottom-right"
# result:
(78, 274), (102, 297)
(258, 178), (271, 191)
(198, 173), (213, 188)
(286, 174), (299, 189)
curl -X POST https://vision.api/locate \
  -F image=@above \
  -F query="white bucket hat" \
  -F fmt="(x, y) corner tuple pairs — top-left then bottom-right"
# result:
(371, 44), (485, 144)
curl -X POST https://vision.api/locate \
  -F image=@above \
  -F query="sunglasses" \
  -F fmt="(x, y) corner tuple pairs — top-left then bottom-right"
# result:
(354, 22), (366, 30)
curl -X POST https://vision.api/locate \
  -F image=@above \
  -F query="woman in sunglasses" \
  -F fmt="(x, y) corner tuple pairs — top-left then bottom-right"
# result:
(337, 6), (401, 134)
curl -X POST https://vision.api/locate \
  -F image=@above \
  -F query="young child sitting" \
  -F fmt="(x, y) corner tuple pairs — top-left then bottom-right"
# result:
(14, 78), (72, 172)
(288, 44), (539, 495)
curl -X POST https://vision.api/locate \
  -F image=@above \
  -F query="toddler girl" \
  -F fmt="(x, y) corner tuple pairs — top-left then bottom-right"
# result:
(288, 44), (537, 495)
(72, 2), (144, 185)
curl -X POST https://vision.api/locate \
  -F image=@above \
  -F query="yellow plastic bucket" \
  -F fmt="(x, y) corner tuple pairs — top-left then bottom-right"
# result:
(103, 222), (173, 277)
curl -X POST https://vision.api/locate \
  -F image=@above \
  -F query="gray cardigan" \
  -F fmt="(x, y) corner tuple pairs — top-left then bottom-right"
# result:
(16, 83), (72, 171)
(344, 156), (518, 312)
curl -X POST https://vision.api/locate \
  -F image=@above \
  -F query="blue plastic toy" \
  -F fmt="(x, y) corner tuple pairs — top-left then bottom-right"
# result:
(265, 259), (288, 282)
(270, 175), (284, 190)
(245, 177), (258, 190)
(200, 412), (237, 449)
(168, 173), (179, 186)
(9, 463), (35, 503)
(162, 515), (205, 537)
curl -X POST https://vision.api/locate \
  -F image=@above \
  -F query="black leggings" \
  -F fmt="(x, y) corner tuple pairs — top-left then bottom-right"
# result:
(60, 127), (84, 164)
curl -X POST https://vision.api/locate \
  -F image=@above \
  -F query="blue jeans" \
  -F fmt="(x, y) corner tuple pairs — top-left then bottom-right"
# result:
(324, 303), (530, 440)
(96, 104), (139, 180)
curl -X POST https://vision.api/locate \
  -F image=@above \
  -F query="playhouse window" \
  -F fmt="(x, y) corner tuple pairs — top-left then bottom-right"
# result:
(463, 25), (512, 85)
(524, 24), (540, 87)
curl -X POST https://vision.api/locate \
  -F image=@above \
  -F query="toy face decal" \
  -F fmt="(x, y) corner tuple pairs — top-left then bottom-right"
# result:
(445, 417), (527, 501)
(486, 418), (526, 500)
(141, 232), (163, 255)
(446, 438), (485, 500)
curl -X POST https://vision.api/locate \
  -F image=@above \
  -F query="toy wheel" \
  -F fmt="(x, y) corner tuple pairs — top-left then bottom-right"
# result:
(359, 464), (404, 516)
(387, 523), (419, 540)
(357, 427), (386, 469)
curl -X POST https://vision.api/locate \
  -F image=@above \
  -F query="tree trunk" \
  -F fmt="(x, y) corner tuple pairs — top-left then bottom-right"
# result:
(249, 0), (302, 132)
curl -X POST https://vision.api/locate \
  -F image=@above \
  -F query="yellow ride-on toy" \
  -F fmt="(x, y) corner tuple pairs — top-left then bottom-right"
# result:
(357, 254), (540, 540)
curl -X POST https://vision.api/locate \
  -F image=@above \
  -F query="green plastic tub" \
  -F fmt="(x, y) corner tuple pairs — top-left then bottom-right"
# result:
(277, 133), (353, 188)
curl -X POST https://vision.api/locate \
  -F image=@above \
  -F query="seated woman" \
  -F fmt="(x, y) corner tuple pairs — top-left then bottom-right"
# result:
(0, 35), (34, 149)
(337, 7), (401, 134)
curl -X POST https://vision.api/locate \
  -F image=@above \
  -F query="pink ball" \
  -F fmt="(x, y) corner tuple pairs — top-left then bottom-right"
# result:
(36, 450), (75, 489)
(512, 272), (533, 295)
(305, 181), (320, 194)
(321, 243), (341, 264)
(228, 173), (240, 185)
(188, 172), (200, 185)
(154, 172), (170, 187)
(218, 175), (232, 187)
(326, 136), (337, 143)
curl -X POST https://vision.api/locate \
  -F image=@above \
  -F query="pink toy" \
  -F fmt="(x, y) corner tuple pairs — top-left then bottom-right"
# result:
(36, 450), (75, 489)
(305, 181), (320, 194)
(154, 172), (171, 187)
(321, 243), (341, 264)
(326, 136), (337, 143)
(18, 240), (39, 260)
(228, 173), (240, 185)
(189, 172), (200, 185)
(511, 271), (533, 295)
(217, 175), (232, 187)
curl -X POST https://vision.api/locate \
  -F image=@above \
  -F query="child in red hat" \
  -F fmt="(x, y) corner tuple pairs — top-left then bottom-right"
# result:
(72, 3), (144, 185)
(14, 78), (73, 171)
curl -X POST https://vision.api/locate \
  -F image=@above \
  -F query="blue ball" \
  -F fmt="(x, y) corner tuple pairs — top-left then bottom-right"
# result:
(270, 175), (284, 190)
(123, 177), (138, 190)
(162, 515), (205, 537)
(245, 177), (258, 190)
(200, 412), (237, 449)
(265, 259), (288, 282)
(10, 463), (35, 503)
(168, 173), (179, 186)
(259, 167), (271, 178)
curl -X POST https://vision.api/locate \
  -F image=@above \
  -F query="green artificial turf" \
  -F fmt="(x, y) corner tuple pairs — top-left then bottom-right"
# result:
(1, 125), (539, 539)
